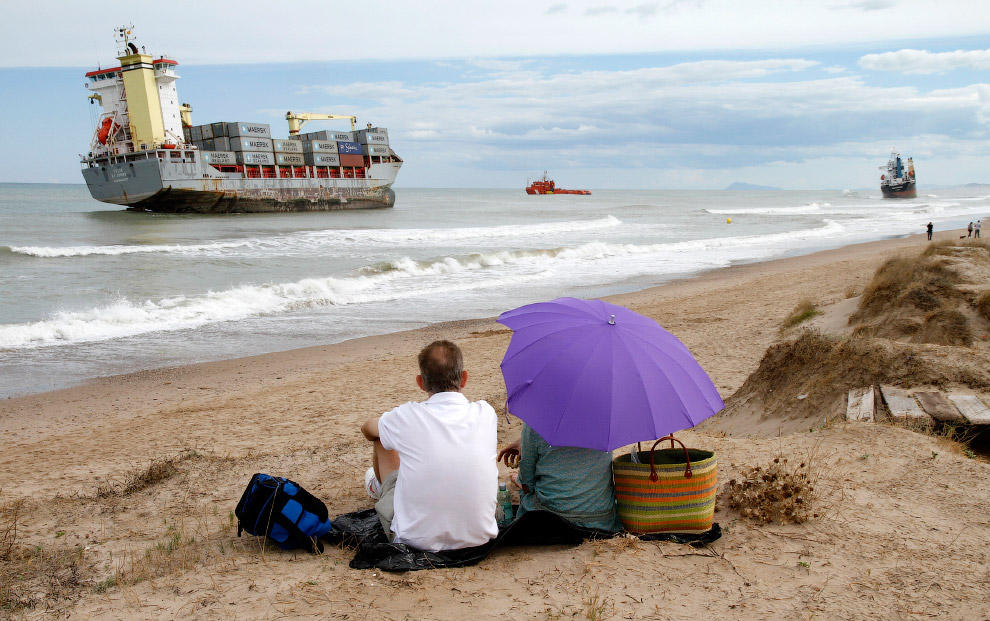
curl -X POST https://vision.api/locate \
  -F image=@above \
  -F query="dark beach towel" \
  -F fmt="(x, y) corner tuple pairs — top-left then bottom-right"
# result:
(324, 508), (721, 572)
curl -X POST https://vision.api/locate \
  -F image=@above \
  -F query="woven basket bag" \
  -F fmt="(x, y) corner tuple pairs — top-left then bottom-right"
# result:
(612, 436), (717, 534)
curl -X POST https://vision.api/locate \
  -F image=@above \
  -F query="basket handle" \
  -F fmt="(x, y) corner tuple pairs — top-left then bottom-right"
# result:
(648, 435), (693, 482)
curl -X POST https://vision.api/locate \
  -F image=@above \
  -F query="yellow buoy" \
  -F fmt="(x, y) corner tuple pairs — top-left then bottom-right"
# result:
(727, 218), (731, 224)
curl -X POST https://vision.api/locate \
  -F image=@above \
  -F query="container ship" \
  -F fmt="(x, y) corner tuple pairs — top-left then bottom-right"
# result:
(81, 27), (401, 213)
(525, 172), (591, 195)
(879, 149), (916, 199)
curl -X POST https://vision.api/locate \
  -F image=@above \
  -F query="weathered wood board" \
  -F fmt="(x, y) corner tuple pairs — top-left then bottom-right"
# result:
(846, 386), (875, 422)
(880, 385), (930, 423)
(914, 391), (965, 423)
(947, 394), (990, 425)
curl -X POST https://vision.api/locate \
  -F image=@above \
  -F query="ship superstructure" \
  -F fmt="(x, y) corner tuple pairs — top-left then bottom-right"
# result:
(81, 27), (400, 213)
(879, 148), (916, 199)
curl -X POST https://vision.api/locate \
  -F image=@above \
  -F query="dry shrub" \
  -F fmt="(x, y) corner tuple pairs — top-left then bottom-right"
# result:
(724, 455), (818, 524)
(1, 498), (85, 613)
(917, 309), (972, 346)
(921, 239), (959, 257)
(977, 291), (990, 323)
(850, 254), (961, 326)
(96, 455), (182, 498)
(780, 299), (822, 333)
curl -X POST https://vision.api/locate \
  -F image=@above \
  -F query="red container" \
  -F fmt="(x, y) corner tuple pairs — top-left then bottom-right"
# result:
(339, 153), (364, 168)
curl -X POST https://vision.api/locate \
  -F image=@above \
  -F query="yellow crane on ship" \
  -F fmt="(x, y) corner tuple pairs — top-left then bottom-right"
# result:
(285, 111), (358, 136)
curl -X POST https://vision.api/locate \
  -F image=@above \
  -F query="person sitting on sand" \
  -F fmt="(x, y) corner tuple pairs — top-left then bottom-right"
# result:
(361, 340), (498, 552)
(497, 424), (622, 532)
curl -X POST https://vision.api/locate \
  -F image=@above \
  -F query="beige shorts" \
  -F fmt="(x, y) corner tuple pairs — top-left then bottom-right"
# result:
(374, 470), (399, 542)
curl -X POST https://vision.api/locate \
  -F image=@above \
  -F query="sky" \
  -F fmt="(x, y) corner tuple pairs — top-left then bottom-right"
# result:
(1, 0), (988, 189)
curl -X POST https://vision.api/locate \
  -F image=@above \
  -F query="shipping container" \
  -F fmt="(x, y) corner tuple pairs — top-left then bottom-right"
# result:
(362, 144), (390, 156)
(227, 122), (272, 138)
(213, 136), (230, 152)
(302, 140), (338, 153)
(338, 153), (364, 167)
(211, 122), (228, 137)
(201, 124), (214, 140)
(310, 130), (356, 142)
(182, 127), (192, 143)
(337, 141), (361, 155)
(274, 153), (305, 166)
(230, 136), (274, 152)
(190, 126), (203, 142)
(236, 151), (276, 165)
(201, 151), (237, 166)
(203, 138), (215, 151)
(303, 153), (340, 166)
(272, 139), (303, 153)
(357, 128), (389, 144)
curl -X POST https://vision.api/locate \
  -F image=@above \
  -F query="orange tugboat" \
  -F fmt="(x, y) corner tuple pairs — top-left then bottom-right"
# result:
(525, 172), (591, 195)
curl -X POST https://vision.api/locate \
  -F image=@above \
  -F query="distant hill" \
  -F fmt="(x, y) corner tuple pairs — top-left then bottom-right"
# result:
(726, 182), (782, 191)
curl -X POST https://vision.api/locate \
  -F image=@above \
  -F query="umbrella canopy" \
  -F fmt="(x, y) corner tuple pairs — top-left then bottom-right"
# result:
(497, 297), (724, 451)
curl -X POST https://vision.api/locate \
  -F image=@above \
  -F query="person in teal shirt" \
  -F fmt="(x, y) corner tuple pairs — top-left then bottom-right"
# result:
(498, 423), (622, 532)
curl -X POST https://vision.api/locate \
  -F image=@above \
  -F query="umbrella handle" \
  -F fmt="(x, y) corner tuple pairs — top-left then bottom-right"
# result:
(648, 435), (693, 482)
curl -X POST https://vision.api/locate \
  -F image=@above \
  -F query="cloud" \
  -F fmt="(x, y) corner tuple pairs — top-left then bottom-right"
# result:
(545, 2), (568, 14)
(839, 0), (896, 10)
(585, 5), (620, 15)
(626, 3), (660, 18)
(859, 48), (990, 74)
(286, 53), (987, 186)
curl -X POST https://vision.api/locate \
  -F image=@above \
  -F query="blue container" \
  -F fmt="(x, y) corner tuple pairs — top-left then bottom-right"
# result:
(337, 141), (361, 155)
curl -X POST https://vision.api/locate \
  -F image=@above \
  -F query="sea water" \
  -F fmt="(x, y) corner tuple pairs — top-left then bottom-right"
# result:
(2, 182), (988, 398)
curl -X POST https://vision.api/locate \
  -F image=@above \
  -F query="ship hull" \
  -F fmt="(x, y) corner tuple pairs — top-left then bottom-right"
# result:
(880, 181), (917, 198)
(82, 149), (400, 213)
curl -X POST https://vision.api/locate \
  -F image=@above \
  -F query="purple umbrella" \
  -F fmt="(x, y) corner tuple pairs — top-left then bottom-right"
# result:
(497, 297), (723, 451)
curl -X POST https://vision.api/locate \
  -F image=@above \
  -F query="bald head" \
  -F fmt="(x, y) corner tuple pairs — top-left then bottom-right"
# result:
(417, 340), (465, 394)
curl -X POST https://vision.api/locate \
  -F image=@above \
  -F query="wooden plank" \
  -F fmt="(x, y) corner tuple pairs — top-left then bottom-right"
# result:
(846, 386), (875, 422)
(880, 385), (930, 423)
(914, 391), (965, 423)
(947, 394), (990, 425)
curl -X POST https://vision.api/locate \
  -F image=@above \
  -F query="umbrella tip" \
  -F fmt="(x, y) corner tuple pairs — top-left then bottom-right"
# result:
(609, 314), (615, 325)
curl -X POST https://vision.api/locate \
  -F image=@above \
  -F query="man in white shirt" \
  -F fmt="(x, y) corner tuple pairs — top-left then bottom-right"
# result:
(361, 340), (499, 551)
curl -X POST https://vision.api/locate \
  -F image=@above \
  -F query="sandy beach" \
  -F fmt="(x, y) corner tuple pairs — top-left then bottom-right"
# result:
(2, 228), (989, 619)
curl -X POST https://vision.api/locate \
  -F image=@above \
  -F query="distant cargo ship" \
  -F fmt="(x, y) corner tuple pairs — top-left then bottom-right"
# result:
(81, 27), (401, 213)
(526, 172), (591, 195)
(879, 149), (916, 198)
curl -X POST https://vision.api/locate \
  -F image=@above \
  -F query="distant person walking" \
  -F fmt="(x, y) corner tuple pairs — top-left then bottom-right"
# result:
(926, 222), (933, 241)
(967, 222), (974, 237)
(975, 220), (982, 238)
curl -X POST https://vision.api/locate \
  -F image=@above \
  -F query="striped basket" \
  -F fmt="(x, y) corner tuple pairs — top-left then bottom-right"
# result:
(612, 436), (717, 535)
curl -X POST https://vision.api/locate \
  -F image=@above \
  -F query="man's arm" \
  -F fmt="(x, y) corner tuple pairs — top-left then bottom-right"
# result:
(361, 416), (381, 442)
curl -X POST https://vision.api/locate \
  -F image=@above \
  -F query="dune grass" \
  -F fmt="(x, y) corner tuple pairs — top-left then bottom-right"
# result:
(780, 299), (823, 333)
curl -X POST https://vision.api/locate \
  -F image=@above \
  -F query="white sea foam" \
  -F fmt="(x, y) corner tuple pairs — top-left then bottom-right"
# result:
(9, 216), (622, 259)
(705, 203), (828, 215)
(10, 240), (254, 258)
(300, 216), (623, 244)
(0, 219), (846, 350)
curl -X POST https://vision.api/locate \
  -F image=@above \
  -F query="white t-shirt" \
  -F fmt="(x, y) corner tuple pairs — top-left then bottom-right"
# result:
(378, 392), (499, 551)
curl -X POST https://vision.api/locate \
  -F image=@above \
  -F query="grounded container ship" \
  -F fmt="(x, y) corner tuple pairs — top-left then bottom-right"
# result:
(81, 27), (401, 213)
(526, 172), (591, 195)
(879, 148), (916, 199)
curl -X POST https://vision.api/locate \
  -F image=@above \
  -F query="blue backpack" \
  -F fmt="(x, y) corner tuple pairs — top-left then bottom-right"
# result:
(235, 473), (333, 553)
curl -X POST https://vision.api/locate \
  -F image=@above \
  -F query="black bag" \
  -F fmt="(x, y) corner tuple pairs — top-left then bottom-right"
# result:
(234, 473), (333, 553)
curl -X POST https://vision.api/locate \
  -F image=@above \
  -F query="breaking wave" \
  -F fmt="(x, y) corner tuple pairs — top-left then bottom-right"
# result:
(706, 203), (829, 215)
(0, 219), (844, 349)
(8, 216), (623, 258)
